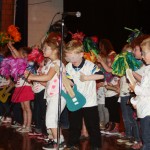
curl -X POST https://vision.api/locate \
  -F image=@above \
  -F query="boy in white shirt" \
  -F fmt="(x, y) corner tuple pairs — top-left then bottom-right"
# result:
(130, 37), (150, 150)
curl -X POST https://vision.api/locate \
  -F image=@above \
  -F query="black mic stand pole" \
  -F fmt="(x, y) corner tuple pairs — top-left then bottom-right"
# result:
(57, 15), (65, 150)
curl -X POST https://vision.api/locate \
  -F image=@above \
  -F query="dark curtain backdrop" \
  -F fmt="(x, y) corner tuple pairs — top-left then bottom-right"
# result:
(64, 0), (150, 53)
(15, 0), (28, 48)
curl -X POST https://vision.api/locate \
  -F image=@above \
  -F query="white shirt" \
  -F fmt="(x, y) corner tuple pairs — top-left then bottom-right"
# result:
(97, 87), (106, 104)
(66, 60), (101, 107)
(0, 76), (10, 88)
(119, 76), (130, 97)
(132, 65), (150, 118)
(105, 76), (119, 97)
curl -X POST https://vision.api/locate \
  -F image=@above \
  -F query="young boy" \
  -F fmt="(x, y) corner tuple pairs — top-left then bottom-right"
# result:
(130, 37), (150, 150)
(64, 40), (104, 150)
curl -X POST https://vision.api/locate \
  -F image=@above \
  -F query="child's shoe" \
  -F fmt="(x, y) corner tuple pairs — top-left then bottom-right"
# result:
(131, 141), (143, 149)
(99, 121), (105, 130)
(107, 127), (120, 135)
(28, 131), (42, 136)
(37, 135), (49, 142)
(11, 121), (21, 128)
(42, 140), (65, 150)
(117, 136), (130, 143)
(0, 116), (4, 122)
(16, 125), (26, 132)
(2, 117), (12, 123)
(19, 127), (31, 133)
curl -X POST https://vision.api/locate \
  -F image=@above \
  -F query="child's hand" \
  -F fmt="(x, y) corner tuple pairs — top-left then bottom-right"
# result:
(24, 70), (30, 79)
(97, 55), (103, 63)
(132, 104), (137, 109)
(129, 83), (135, 92)
(80, 72), (88, 82)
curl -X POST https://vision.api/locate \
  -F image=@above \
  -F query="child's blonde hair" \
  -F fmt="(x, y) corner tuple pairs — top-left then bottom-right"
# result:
(140, 37), (150, 51)
(65, 40), (84, 53)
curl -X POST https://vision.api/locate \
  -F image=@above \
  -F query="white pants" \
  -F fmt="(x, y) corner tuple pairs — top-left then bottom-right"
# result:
(46, 94), (66, 128)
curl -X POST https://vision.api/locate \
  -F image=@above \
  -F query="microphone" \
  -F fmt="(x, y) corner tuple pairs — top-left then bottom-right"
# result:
(61, 11), (81, 18)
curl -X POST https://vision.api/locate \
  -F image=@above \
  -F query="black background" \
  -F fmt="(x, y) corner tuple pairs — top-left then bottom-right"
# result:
(64, 0), (150, 53)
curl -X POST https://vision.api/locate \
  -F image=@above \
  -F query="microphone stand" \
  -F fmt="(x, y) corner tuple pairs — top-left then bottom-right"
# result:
(57, 15), (64, 150)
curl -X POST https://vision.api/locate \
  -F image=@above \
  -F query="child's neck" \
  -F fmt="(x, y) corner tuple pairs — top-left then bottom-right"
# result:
(50, 56), (59, 61)
(73, 58), (83, 67)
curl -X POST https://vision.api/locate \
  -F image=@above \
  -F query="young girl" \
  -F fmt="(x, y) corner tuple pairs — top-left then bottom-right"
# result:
(130, 37), (150, 150)
(7, 42), (34, 132)
(96, 79), (109, 130)
(28, 58), (47, 138)
(24, 38), (66, 149)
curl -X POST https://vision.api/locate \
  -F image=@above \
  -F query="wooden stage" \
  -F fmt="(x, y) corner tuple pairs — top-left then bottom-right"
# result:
(0, 123), (133, 150)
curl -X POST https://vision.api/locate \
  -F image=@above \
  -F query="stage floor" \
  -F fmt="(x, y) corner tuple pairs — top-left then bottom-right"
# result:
(0, 123), (133, 150)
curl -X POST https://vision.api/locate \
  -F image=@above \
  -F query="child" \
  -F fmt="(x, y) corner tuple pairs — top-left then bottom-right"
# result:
(116, 45), (141, 146)
(96, 78), (109, 130)
(28, 58), (47, 138)
(64, 40), (104, 150)
(7, 42), (34, 132)
(130, 37), (150, 150)
(104, 57), (120, 134)
(24, 38), (66, 149)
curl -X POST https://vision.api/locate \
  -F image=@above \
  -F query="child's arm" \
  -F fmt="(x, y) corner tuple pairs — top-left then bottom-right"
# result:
(97, 55), (112, 73)
(24, 67), (56, 82)
(39, 81), (47, 87)
(132, 71), (142, 82)
(80, 72), (104, 81)
(7, 41), (21, 58)
(105, 80), (120, 93)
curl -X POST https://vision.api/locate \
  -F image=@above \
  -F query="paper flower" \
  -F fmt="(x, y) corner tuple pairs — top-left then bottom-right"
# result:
(0, 25), (21, 46)
(28, 48), (44, 64)
(83, 36), (99, 62)
(69, 31), (85, 42)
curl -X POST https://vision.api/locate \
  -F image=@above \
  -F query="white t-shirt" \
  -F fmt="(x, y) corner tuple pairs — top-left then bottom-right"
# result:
(119, 76), (130, 97)
(105, 76), (119, 97)
(66, 59), (102, 108)
(97, 87), (106, 104)
(0, 76), (10, 88)
(134, 65), (150, 118)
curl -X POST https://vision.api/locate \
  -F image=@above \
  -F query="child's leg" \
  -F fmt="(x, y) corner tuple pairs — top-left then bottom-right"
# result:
(23, 101), (32, 128)
(81, 118), (89, 137)
(98, 104), (105, 123)
(45, 96), (66, 142)
(84, 106), (101, 149)
(103, 105), (109, 125)
(140, 116), (150, 149)
(21, 102), (27, 126)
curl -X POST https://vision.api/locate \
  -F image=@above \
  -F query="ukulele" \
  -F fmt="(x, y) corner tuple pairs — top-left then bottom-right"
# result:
(0, 83), (14, 103)
(126, 68), (136, 85)
(54, 64), (86, 112)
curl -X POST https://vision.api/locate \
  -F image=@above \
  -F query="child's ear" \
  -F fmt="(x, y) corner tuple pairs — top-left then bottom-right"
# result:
(80, 52), (84, 57)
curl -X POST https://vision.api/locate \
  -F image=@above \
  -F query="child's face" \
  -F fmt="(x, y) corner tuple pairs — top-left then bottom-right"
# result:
(133, 46), (142, 60)
(65, 51), (83, 66)
(142, 48), (150, 64)
(42, 44), (53, 58)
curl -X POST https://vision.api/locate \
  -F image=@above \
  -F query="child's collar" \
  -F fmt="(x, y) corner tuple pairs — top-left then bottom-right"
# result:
(72, 58), (85, 70)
